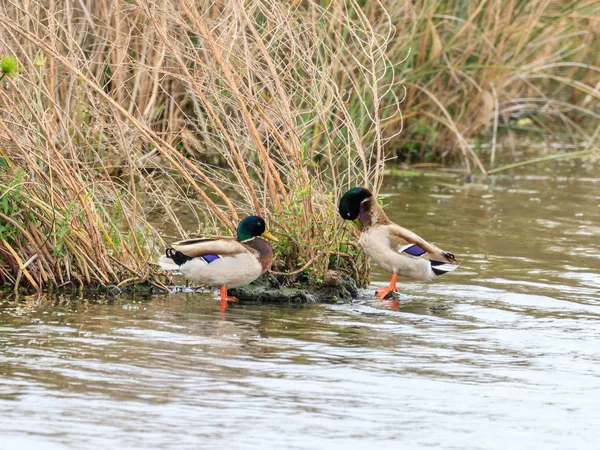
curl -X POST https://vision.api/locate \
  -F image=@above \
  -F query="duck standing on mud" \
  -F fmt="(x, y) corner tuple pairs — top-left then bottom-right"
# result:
(338, 187), (458, 299)
(159, 216), (277, 311)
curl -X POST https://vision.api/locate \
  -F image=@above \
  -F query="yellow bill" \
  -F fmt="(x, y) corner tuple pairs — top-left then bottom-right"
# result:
(352, 218), (362, 231)
(261, 230), (278, 242)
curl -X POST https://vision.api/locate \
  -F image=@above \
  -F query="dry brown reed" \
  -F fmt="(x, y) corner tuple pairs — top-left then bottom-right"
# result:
(375, 0), (600, 169)
(0, 0), (401, 288)
(0, 0), (598, 289)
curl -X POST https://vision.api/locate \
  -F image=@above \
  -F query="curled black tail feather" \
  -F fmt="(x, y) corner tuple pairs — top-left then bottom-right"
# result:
(442, 251), (456, 262)
(165, 248), (192, 266)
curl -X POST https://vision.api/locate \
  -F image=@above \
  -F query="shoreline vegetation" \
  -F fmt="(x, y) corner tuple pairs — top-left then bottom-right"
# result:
(0, 0), (598, 293)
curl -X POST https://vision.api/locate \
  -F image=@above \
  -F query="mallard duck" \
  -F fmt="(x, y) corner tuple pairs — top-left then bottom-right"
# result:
(159, 216), (277, 311)
(338, 187), (458, 299)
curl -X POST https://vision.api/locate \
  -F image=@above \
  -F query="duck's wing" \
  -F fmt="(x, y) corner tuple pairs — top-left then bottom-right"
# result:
(387, 224), (458, 264)
(170, 237), (253, 257)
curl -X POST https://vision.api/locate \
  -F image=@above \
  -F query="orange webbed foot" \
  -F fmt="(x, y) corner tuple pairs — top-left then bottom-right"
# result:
(375, 274), (399, 299)
(219, 286), (238, 312)
(375, 287), (396, 299)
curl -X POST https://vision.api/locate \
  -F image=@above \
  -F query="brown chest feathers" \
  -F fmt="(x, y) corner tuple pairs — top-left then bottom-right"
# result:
(244, 237), (274, 273)
(359, 198), (392, 230)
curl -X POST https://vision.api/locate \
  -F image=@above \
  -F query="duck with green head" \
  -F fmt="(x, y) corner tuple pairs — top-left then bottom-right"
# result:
(339, 187), (458, 299)
(159, 216), (277, 311)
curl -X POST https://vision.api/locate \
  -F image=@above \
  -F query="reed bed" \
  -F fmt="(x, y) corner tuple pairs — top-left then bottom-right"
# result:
(377, 0), (600, 170)
(0, 0), (598, 290)
(0, 0), (396, 288)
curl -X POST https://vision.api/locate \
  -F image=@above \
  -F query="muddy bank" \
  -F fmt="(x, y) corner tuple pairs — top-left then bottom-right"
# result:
(1, 271), (360, 302)
(229, 271), (360, 303)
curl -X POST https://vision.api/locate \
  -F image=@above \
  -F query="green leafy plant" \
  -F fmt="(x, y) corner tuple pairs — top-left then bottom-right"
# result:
(0, 56), (18, 81)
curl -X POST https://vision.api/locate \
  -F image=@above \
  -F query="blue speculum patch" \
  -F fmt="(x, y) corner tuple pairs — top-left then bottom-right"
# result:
(403, 245), (427, 257)
(202, 254), (220, 263)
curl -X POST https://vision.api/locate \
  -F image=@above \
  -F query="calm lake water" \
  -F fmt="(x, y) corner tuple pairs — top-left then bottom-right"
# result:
(2, 161), (600, 449)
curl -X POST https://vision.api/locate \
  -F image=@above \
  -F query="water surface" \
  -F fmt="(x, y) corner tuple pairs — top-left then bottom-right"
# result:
(1, 162), (599, 449)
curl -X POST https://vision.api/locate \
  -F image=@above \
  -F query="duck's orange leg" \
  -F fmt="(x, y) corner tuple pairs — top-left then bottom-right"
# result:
(219, 286), (239, 312)
(375, 274), (398, 299)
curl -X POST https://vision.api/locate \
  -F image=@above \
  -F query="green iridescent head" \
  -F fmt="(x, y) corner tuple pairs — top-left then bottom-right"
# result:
(236, 216), (277, 242)
(338, 187), (373, 221)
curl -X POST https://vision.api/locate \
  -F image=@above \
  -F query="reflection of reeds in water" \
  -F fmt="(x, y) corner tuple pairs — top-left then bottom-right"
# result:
(0, 0), (598, 290)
